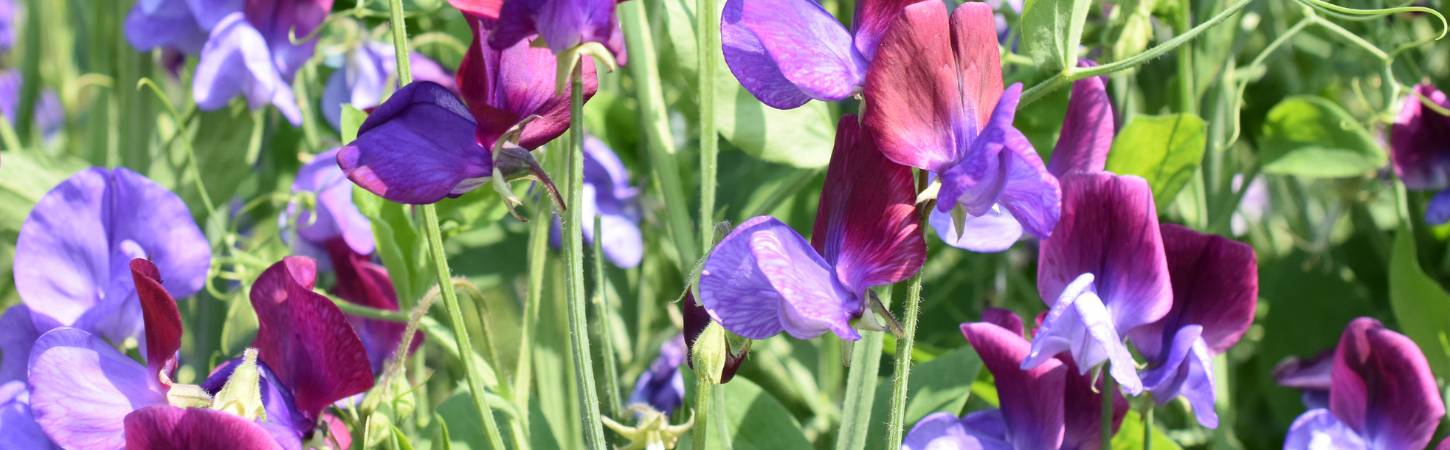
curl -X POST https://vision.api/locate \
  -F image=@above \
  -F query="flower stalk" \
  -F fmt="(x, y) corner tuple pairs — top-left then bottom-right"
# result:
(884, 169), (930, 448)
(563, 58), (609, 450)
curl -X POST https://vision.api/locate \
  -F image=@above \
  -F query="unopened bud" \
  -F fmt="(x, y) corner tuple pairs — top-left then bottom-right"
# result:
(692, 322), (728, 385)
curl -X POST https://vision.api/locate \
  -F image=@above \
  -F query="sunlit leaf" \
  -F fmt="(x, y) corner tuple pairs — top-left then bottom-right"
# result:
(1388, 223), (1450, 377)
(1259, 96), (1385, 178)
(1105, 113), (1207, 210)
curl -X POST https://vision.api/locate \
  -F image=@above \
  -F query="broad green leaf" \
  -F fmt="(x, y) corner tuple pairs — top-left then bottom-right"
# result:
(342, 104), (368, 144)
(1389, 223), (1450, 376)
(175, 105), (259, 221)
(353, 186), (435, 305)
(422, 390), (520, 450)
(1259, 96), (1385, 177)
(1105, 113), (1207, 210)
(1021, 0), (1093, 72)
(865, 346), (984, 446)
(679, 370), (813, 450)
(0, 150), (88, 235)
(1110, 410), (1183, 450)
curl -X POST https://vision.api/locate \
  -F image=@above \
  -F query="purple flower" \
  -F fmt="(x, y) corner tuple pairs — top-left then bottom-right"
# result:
(930, 60), (1110, 252)
(1127, 224), (1257, 428)
(0, 380), (57, 449)
(15, 167), (210, 345)
(1230, 173), (1269, 236)
(1273, 350), (1334, 410)
(1025, 172), (1172, 395)
(720, 0), (919, 109)
(863, 1), (1059, 253)
(490, 0), (628, 64)
(324, 238), (423, 376)
(628, 335), (687, 416)
(320, 40), (459, 131)
(124, 0), (216, 55)
(193, 0), (334, 126)
(0, 69), (18, 122)
(0, 71), (69, 140)
(0, 0), (15, 52)
(1391, 84), (1450, 224)
(27, 260), (280, 449)
(699, 115), (924, 341)
(903, 310), (1126, 450)
(339, 15), (594, 207)
(286, 148), (375, 266)
(1283, 318), (1445, 450)
(551, 135), (644, 267)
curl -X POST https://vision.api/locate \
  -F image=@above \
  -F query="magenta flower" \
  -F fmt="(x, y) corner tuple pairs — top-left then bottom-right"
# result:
(192, 0), (334, 125)
(339, 15), (595, 208)
(1391, 84), (1450, 224)
(324, 238), (423, 375)
(720, 0), (920, 109)
(1026, 172), (1172, 395)
(627, 335), (687, 416)
(1283, 318), (1445, 450)
(1127, 224), (1257, 428)
(904, 309), (1125, 450)
(1273, 350), (1334, 410)
(930, 60), (1111, 252)
(863, 1), (1059, 253)
(489, 0), (628, 64)
(699, 115), (923, 341)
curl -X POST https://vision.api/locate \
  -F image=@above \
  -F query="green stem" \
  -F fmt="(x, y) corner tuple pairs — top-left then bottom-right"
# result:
(1309, 15), (1389, 62)
(564, 61), (608, 450)
(0, 113), (21, 151)
(698, 0), (719, 258)
(1175, 0), (1196, 114)
(1102, 366), (1116, 450)
(594, 214), (624, 417)
(885, 170), (929, 449)
(1021, 0), (1255, 105)
(515, 153), (555, 429)
(1143, 395), (1154, 450)
(693, 375), (713, 449)
(834, 288), (887, 450)
(386, 0), (412, 85)
(619, 1), (700, 267)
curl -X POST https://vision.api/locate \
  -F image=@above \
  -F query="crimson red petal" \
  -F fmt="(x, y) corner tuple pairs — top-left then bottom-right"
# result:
(132, 258), (183, 394)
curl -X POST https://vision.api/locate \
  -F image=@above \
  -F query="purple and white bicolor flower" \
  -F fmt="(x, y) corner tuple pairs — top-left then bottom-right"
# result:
(1391, 84), (1450, 225)
(903, 309), (1126, 450)
(1283, 318), (1445, 450)
(699, 115), (924, 341)
(552, 135), (644, 268)
(285, 148), (375, 269)
(1128, 224), (1257, 428)
(192, 0), (334, 125)
(930, 60), (1110, 252)
(863, 1), (1059, 253)
(320, 39), (459, 131)
(1026, 172), (1172, 395)
(720, 0), (920, 109)
(628, 335), (687, 417)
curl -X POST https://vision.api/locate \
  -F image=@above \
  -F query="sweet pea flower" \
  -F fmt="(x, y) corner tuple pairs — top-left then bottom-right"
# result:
(286, 148), (375, 267)
(699, 115), (924, 342)
(1025, 172), (1172, 395)
(682, 290), (749, 384)
(486, 0), (629, 67)
(27, 259), (283, 449)
(720, 0), (920, 109)
(123, 0), (215, 55)
(0, 0), (15, 52)
(904, 309), (1126, 450)
(627, 335), (687, 417)
(1283, 318), (1445, 450)
(863, 1), (1059, 253)
(320, 39), (459, 131)
(15, 167), (210, 346)
(1127, 224), (1257, 428)
(551, 135), (644, 268)
(0, 380), (56, 449)
(324, 238), (424, 375)
(193, 0), (334, 125)
(339, 14), (594, 215)
(930, 60), (1110, 252)
(1391, 84), (1450, 224)
(1272, 350), (1334, 410)
(1, 71), (70, 140)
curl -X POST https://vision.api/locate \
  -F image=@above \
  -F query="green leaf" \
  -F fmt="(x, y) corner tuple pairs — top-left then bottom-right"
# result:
(0, 150), (88, 235)
(353, 186), (435, 305)
(1259, 96), (1385, 178)
(1389, 223), (1450, 377)
(1104, 113), (1208, 209)
(342, 104), (368, 144)
(865, 346), (984, 446)
(1110, 410), (1182, 450)
(182, 106), (259, 218)
(422, 390), (516, 450)
(1021, 0), (1093, 72)
(679, 370), (813, 450)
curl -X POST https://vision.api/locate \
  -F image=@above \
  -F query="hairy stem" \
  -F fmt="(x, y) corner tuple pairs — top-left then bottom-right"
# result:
(564, 61), (608, 450)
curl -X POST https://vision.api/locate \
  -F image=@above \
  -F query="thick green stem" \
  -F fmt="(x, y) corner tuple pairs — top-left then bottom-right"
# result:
(564, 61), (608, 450)
(834, 288), (887, 450)
(693, 375), (713, 449)
(594, 214), (624, 416)
(386, 0), (412, 85)
(619, 1), (700, 267)
(1102, 366), (1116, 450)
(885, 170), (930, 449)
(698, 0), (719, 258)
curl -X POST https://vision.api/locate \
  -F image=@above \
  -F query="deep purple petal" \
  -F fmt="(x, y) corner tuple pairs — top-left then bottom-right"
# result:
(132, 259), (183, 395)
(850, 0), (923, 62)
(861, 0), (966, 174)
(292, 149), (374, 255)
(492, 0), (624, 61)
(1330, 317), (1444, 449)
(901, 411), (1012, 450)
(721, 0), (865, 108)
(338, 81), (493, 204)
(202, 359), (308, 449)
(1038, 172), (1171, 334)
(0, 381), (58, 449)
(929, 207), (1023, 253)
(811, 115), (924, 296)
(960, 320), (1065, 449)
(1140, 326), (1218, 428)
(123, 405), (283, 450)
(627, 335), (687, 416)
(125, 0), (208, 54)
(980, 308), (1024, 337)
(1130, 223), (1256, 360)
(1047, 60), (1113, 178)
(1391, 84), (1450, 191)
(1022, 273), (1143, 394)
(0, 306), (42, 384)
(249, 257), (375, 424)
(1284, 409), (1366, 450)
(1059, 355), (1129, 450)
(28, 328), (166, 450)
(243, 0), (332, 81)
(1273, 350), (1335, 392)
(681, 289), (745, 384)
(461, 15), (598, 149)
(325, 238), (420, 375)
(193, 13), (302, 125)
